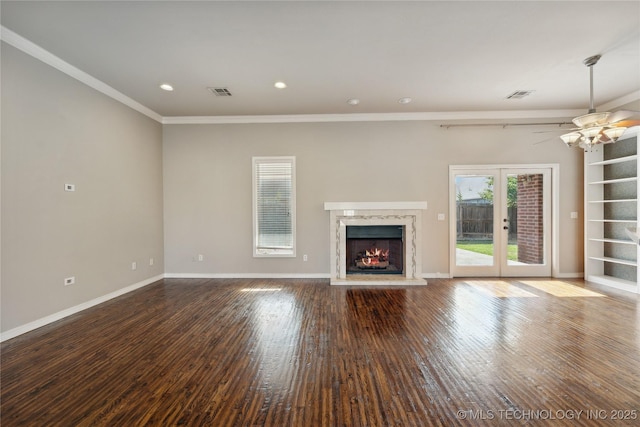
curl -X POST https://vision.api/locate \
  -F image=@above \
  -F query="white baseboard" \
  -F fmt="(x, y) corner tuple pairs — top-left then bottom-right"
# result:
(423, 272), (451, 279)
(423, 273), (584, 279)
(167, 272), (452, 280)
(0, 274), (164, 343)
(164, 273), (331, 279)
(554, 272), (584, 279)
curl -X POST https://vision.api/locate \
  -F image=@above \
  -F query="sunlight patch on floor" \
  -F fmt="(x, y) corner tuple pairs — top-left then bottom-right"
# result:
(520, 280), (605, 297)
(464, 280), (538, 298)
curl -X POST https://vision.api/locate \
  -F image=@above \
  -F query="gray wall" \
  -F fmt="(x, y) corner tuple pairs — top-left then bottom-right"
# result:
(1, 43), (165, 332)
(162, 120), (585, 276)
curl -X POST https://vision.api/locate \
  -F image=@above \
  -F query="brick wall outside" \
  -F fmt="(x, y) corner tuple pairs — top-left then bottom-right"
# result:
(516, 174), (543, 264)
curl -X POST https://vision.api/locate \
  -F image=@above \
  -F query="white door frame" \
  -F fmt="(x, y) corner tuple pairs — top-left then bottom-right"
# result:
(449, 164), (559, 278)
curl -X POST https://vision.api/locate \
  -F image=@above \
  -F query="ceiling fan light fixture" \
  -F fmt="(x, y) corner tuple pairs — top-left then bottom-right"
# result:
(572, 111), (610, 128)
(560, 132), (582, 147)
(603, 127), (627, 143)
(582, 126), (603, 139)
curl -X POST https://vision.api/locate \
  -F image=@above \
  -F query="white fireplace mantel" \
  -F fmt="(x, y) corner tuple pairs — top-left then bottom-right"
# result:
(324, 201), (427, 211)
(324, 201), (428, 285)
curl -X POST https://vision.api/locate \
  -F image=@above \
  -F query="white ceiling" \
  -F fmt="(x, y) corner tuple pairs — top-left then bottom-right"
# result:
(1, 1), (639, 121)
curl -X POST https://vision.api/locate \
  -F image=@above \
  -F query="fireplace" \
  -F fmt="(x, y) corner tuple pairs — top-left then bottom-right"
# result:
(346, 226), (404, 275)
(324, 202), (428, 285)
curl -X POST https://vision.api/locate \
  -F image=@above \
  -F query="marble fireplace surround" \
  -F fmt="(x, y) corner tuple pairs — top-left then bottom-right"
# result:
(324, 202), (428, 285)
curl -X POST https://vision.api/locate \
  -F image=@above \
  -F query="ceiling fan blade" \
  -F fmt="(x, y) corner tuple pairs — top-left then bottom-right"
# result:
(613, 119), (640, 128)
(533, 127), (579, 134)
(608, 110), (640, 123)
(532, 136), (558, 145)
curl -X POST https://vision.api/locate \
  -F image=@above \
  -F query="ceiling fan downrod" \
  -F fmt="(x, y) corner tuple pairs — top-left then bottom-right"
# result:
(584, 54), (601, 114)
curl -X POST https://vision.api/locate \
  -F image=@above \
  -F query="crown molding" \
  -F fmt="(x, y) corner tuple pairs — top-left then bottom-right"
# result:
(598, 90), (640, 112)
(1, 26), (163, 123)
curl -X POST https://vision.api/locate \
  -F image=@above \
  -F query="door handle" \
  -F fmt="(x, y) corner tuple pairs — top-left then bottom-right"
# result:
(503, 226), (509, 230)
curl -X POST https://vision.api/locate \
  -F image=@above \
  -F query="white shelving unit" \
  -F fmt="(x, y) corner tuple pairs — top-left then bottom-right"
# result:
(584, 129), (639, 293)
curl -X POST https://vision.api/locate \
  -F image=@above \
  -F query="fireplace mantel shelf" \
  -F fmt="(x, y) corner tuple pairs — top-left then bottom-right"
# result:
(324, 201), (427, 211)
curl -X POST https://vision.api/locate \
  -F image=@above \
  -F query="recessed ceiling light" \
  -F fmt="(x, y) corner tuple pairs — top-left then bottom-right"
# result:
(160, 83), (174, 91)
(347, 98), (360, 105)
(274, 81), (287, 89)
(398, 97), (412, 104)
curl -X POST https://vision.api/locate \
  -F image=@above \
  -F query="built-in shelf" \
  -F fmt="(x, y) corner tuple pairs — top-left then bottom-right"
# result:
(588, 199), (637, 203)
(588, 219), (637, 223)
(588, 154), (637, 166)
(588, 238), (636, 245)
(588, 256), (637, 267)
(584, 130), (639, 294)
(588, 177), (637, 185)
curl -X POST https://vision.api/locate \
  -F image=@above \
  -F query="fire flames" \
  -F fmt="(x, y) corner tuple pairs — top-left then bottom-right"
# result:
(359, 247), (389, 266)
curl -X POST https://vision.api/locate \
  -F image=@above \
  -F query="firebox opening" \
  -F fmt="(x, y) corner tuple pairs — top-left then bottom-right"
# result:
(346, 226), (404, 275)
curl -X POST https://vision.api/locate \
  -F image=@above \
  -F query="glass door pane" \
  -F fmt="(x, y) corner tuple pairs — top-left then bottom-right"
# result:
(454, 174), (497, 274)
(500, 169), (551, 277)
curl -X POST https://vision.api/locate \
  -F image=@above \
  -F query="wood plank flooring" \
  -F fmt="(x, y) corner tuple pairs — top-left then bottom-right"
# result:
(2, 278), (639, 426)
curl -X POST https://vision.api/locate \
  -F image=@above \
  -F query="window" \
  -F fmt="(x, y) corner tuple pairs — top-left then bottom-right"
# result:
(252, 156), (296, 257)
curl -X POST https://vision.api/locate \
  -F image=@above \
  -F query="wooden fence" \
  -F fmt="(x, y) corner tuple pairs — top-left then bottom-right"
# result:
(456, 204), (517, 240)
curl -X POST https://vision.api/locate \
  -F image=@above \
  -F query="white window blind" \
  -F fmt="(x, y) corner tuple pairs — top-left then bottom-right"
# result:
(252, 157), (296, 257)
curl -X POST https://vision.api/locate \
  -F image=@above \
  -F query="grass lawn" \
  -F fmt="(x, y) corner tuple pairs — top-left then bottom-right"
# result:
(457, 241), (518, 261)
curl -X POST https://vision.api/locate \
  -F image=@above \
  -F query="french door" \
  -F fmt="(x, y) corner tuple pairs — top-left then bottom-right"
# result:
(450, 166), (552, 277)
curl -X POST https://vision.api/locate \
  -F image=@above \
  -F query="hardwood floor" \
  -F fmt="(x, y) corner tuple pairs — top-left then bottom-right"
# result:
(2, 278), (639, 426)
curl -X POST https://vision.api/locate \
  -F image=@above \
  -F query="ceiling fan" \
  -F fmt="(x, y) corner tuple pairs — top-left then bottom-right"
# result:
(560, 54), (640, 150)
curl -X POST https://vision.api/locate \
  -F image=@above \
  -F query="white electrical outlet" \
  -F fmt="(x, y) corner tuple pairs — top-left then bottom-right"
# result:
(64, 183), (75, 192)
(131, 261), (137, 271)
(570, 212), (578, 219)
(437, 213), (445, 221)
(303, 254), (308, 261)
(64, 276), (75, 286)
(149, 257), (154, 266)
(198, 254), (204, 261)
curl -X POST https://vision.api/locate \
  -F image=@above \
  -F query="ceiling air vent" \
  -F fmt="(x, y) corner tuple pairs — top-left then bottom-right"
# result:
(506, 90), (534, 99)
(208, 87), (232, 97)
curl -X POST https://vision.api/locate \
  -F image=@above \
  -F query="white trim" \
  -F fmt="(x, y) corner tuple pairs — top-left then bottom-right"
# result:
(555, 272), (585, 279)
(598, 90), (640, 112)
(449, 163), (560, 171)
(164, 273), (330, 279)
(324, 201), (427, 211)
(0, 274), (164, 342)
(0, 26), (163, 123)
(551, 164), (561, 278)
(423, 272), (451, 279)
